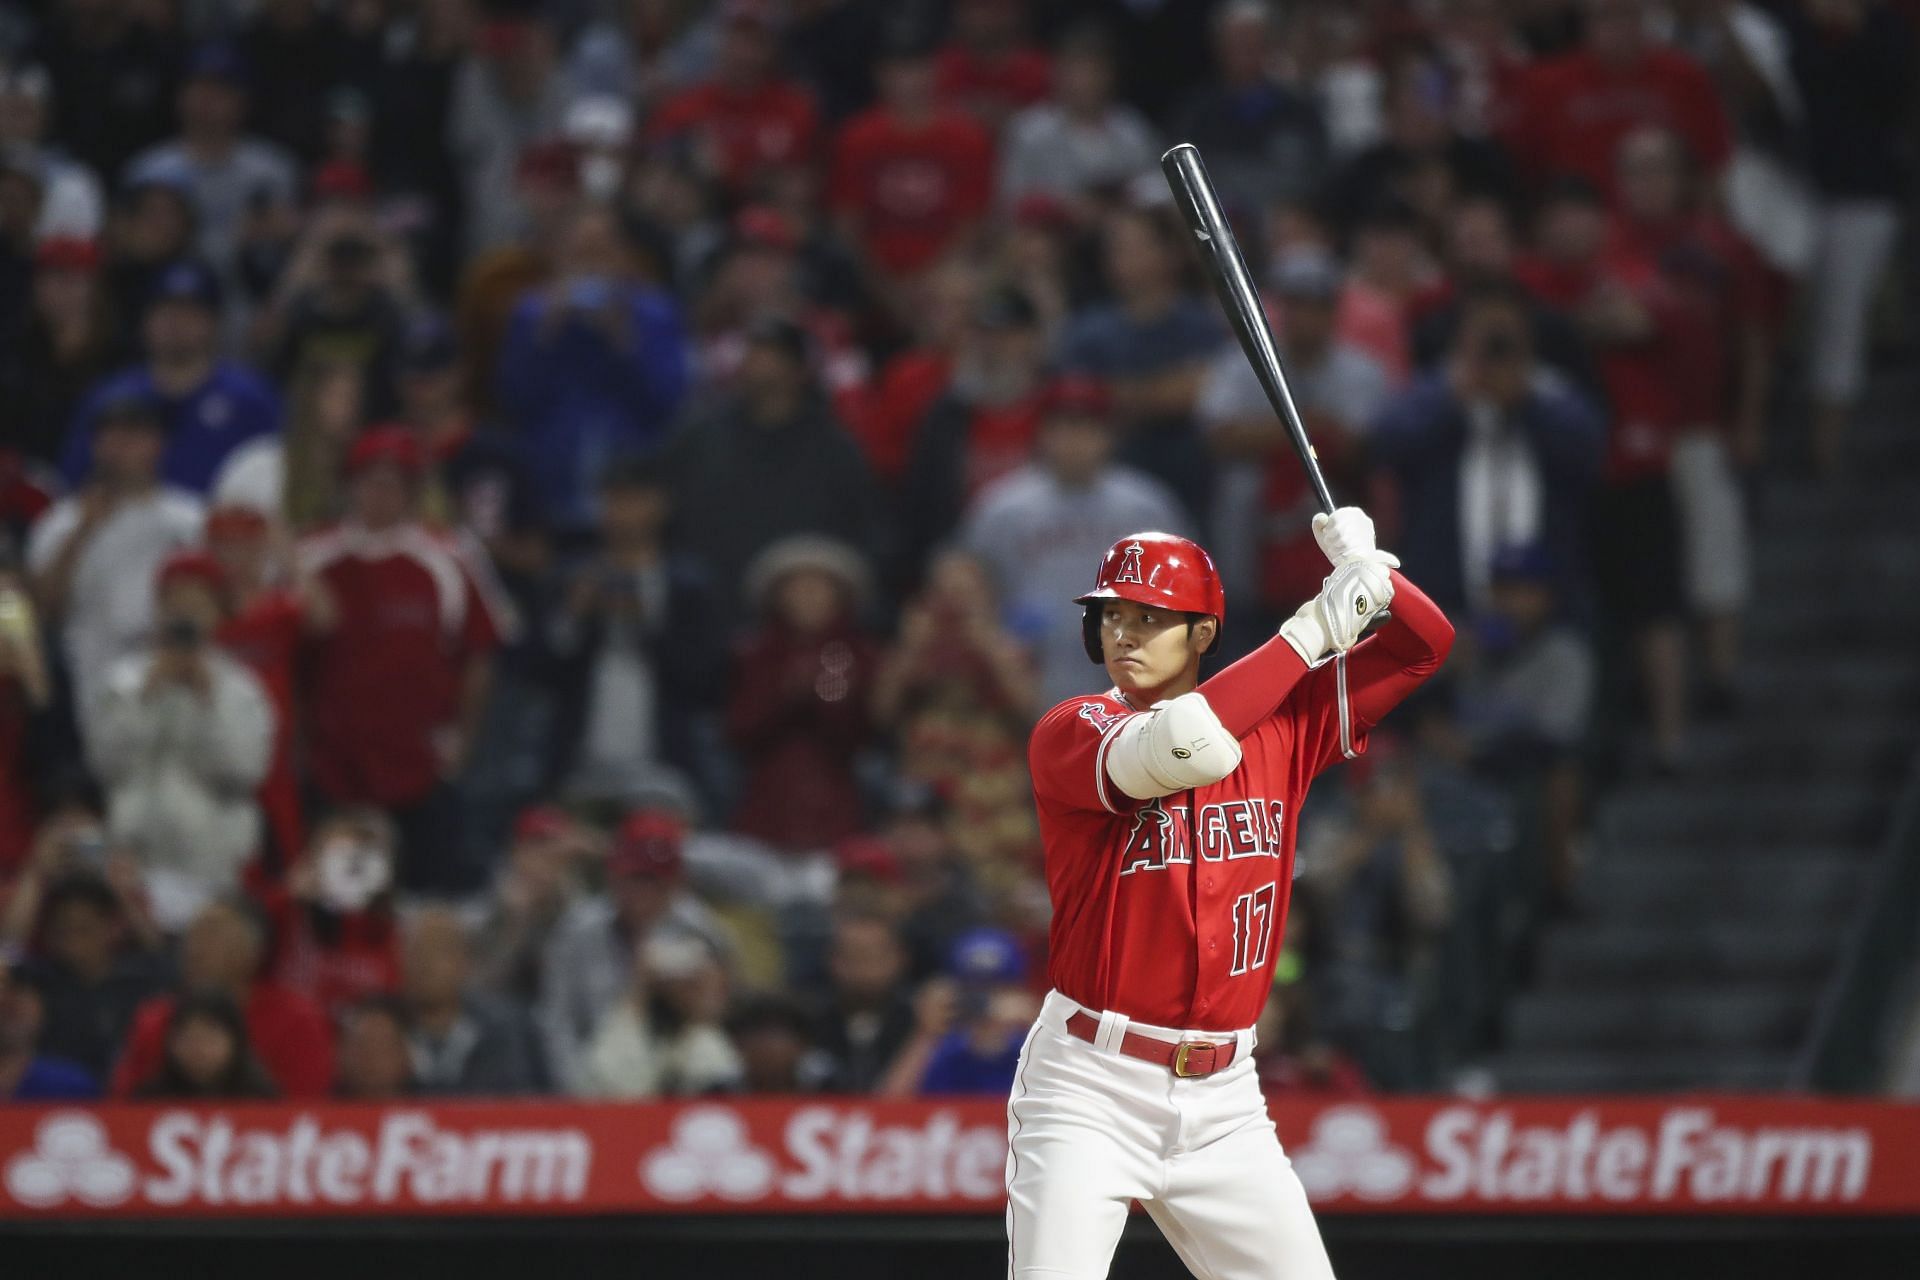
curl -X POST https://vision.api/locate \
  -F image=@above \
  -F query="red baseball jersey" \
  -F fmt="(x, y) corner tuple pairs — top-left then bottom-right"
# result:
(1028, 586), (1451, 1032)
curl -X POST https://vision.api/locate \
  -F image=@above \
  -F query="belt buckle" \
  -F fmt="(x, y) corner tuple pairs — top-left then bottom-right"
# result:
(1172, 1041), (1208, 1078)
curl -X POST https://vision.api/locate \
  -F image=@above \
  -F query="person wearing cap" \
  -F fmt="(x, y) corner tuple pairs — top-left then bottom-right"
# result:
(879, 925), (1037, 1096)
(961, 374), (1190, 707)
(64, 257), (284, 495)
(0, 62), (104, 241)
(122, 44), (298, 282)
(997, 25), (1156, 217)
(829, 24), (994, 284)
(80, 548), (273, 932)
(0, 950), (101, 1100)
(645, 0), (822, 196)
(897, 284), (1051, 568)
(666, 316), (880, 631)
(295, 427), (510, 893)
(6, 236), (115, 469)
(495, 201), (690, 535)
(449, 10), (578, 257)
(726, 535), (881, 853)
(27, 392), (204, 714)
(537, 807), (732, 1094)
(1197, 245), (1392, 635)
(471, 806), (598, 1003)
(102, 173), (199, 353)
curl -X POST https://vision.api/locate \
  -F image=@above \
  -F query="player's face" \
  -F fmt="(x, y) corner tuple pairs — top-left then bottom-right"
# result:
(1100, 599), (1213, 699)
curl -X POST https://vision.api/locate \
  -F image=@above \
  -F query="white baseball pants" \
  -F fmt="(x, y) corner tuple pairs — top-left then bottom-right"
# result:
(1005, 991), (1336, 1280)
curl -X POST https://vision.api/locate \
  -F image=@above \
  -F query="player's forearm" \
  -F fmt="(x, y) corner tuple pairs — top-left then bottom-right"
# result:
(1197, 633), (1311, 739)
(1344, 572), (1454, 729)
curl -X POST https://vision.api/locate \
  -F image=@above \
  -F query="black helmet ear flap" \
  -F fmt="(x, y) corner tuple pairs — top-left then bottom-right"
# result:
(1082, 604), (1104, 663)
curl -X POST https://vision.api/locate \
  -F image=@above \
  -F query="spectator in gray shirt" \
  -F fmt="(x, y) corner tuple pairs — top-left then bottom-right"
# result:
(997, 26), (1157, 217)
(449, 13), (577, 257)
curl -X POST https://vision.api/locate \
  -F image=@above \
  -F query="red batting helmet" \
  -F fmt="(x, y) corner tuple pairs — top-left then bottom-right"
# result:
(1074, 532), (1225, 663)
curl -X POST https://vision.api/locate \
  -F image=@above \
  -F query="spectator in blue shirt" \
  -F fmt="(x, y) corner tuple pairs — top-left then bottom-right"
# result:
(63, 259), (281, 495)
(1, 951), (101, 1102)
(881, 926), (1037, 1097)
(496, 203), (690, 537)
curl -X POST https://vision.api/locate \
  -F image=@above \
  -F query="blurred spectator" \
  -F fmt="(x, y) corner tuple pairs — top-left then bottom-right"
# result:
(783, 0), (882, 125)
(829, 28), (995, 286)
(1326, 57), (1514, 235)
(1370, 284), (1606, 617)
(3, 238), (117, 468)
(206, 505), (329, 869)
(579, 930), (739, 1097)
(1199, 246), (1391, 631)
(646, 0), (822, 198)
(810, 910), (916, 1093)
(1253, 962), (1369, 1097)
(896, 286), (1051, 573)
(297, 428), (508, 892)
(267, 809), (402, 1018)
(961, 375), (1189, 707)
(852, 258), (982, 484)
(881, 925), (1035, 1096)
(935, 0), (1052, 132)
(727, 537), (880, 853)
(256, 203), (415, 419)
(0, 63), (104, 241)
(101, 174), (198, 355)
(539, 808), (732, 1092)
(1172, 0), (1329, 215)
(873, 553), (1037, 872)
(365, 0), (470, 297)
(0, 551), (53, 872)
(0, 949), (101, 1100)
(80, 551), (273, 931)
(496, 203), (690, 535)
(1333, 201), (1433, 388)
(1058, 204), (1223, 516)
(1498, 0), (1733, 200)
(545, 458), (724, 805)
(667, 318), (881, 629)
(449, 10), (576, 255)
(129, 990), (278, 1100)
(26, 0), (183, 176)
(334, 993), (417, 1100)
(402, 905), (547, 1096)
(472, 806), (597, 1003)
(64, 260), (284, 495)
(114, 895), (335, 1098)
(1611, 127), (1768, 705)
(725, 990), (831, 1093)
(1782, 0), (1915, 471)
(568, 0), (714, 106)
(13, 871), (167, 1078)
(454, 149), (580, 408)
(123, 44), (301, 289)
(996, 25), (1152, 219)
(239, 0), (364, 164)
(1443, 545), (1595, 904)
(1516, 181), (1694, 768)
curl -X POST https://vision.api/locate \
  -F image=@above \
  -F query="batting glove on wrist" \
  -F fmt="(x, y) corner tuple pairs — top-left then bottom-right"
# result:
(1312, 507), (1402, 572)
(1317, 559), (1396, 652)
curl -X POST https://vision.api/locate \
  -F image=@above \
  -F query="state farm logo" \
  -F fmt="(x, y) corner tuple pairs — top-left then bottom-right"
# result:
(5, 1113), (136, 1208)
(640, 1107), (775, 1202)
(1290, 1106), (1416, 1202)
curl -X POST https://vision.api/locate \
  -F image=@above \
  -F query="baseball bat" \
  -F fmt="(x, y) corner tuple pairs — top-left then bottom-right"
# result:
(1160, 142), (1337, 517)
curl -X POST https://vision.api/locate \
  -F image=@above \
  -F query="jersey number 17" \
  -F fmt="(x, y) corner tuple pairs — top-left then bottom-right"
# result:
(1229, 882), (1277, 977)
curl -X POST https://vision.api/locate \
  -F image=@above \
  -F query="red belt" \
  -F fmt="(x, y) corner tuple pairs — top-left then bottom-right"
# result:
(1065, 1011), (1239, 1078)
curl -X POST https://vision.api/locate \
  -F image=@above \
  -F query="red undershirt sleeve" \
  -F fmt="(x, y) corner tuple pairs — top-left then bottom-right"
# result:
(1197, 632), (1312, 739)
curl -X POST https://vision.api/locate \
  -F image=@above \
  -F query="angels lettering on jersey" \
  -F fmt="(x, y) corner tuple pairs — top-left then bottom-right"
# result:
(1118, 795), (1287, 877)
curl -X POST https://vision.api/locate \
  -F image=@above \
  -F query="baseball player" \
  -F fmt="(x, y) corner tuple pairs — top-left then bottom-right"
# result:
(1007, 508), (1454, 1279)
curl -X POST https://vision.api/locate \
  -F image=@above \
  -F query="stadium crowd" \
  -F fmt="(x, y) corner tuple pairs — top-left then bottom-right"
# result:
(0, 0), (1912, 1104)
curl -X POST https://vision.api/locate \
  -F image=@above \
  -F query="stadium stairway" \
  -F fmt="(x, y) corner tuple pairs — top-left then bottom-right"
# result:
(1483, 370), (1920, 1092)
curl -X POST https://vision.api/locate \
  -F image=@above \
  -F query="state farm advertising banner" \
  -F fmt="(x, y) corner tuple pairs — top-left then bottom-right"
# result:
(3, 1096), (1918, 1221)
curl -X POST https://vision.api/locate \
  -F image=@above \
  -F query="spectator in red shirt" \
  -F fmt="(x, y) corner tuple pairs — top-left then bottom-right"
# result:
(1517, 179), (1694, 770)
(206, 504), (331, 875)
(830, 29), (995, 292)
(128, 990), (278, 1100)
(266, 808), (402, 1019)
(727, 537), (881, 854)
(645, 0), (822, 198)
(296, 428), (508, 892)
(852, 258), (982, 484)
(114, 894), (335, 1098)
(933, 0), (1051, 133)
(1498, 0), (1734, 200)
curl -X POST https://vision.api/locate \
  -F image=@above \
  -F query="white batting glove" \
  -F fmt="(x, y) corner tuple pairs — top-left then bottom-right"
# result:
(1312, 507), (1401, 572)
(1317, 559), (1396, 652)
